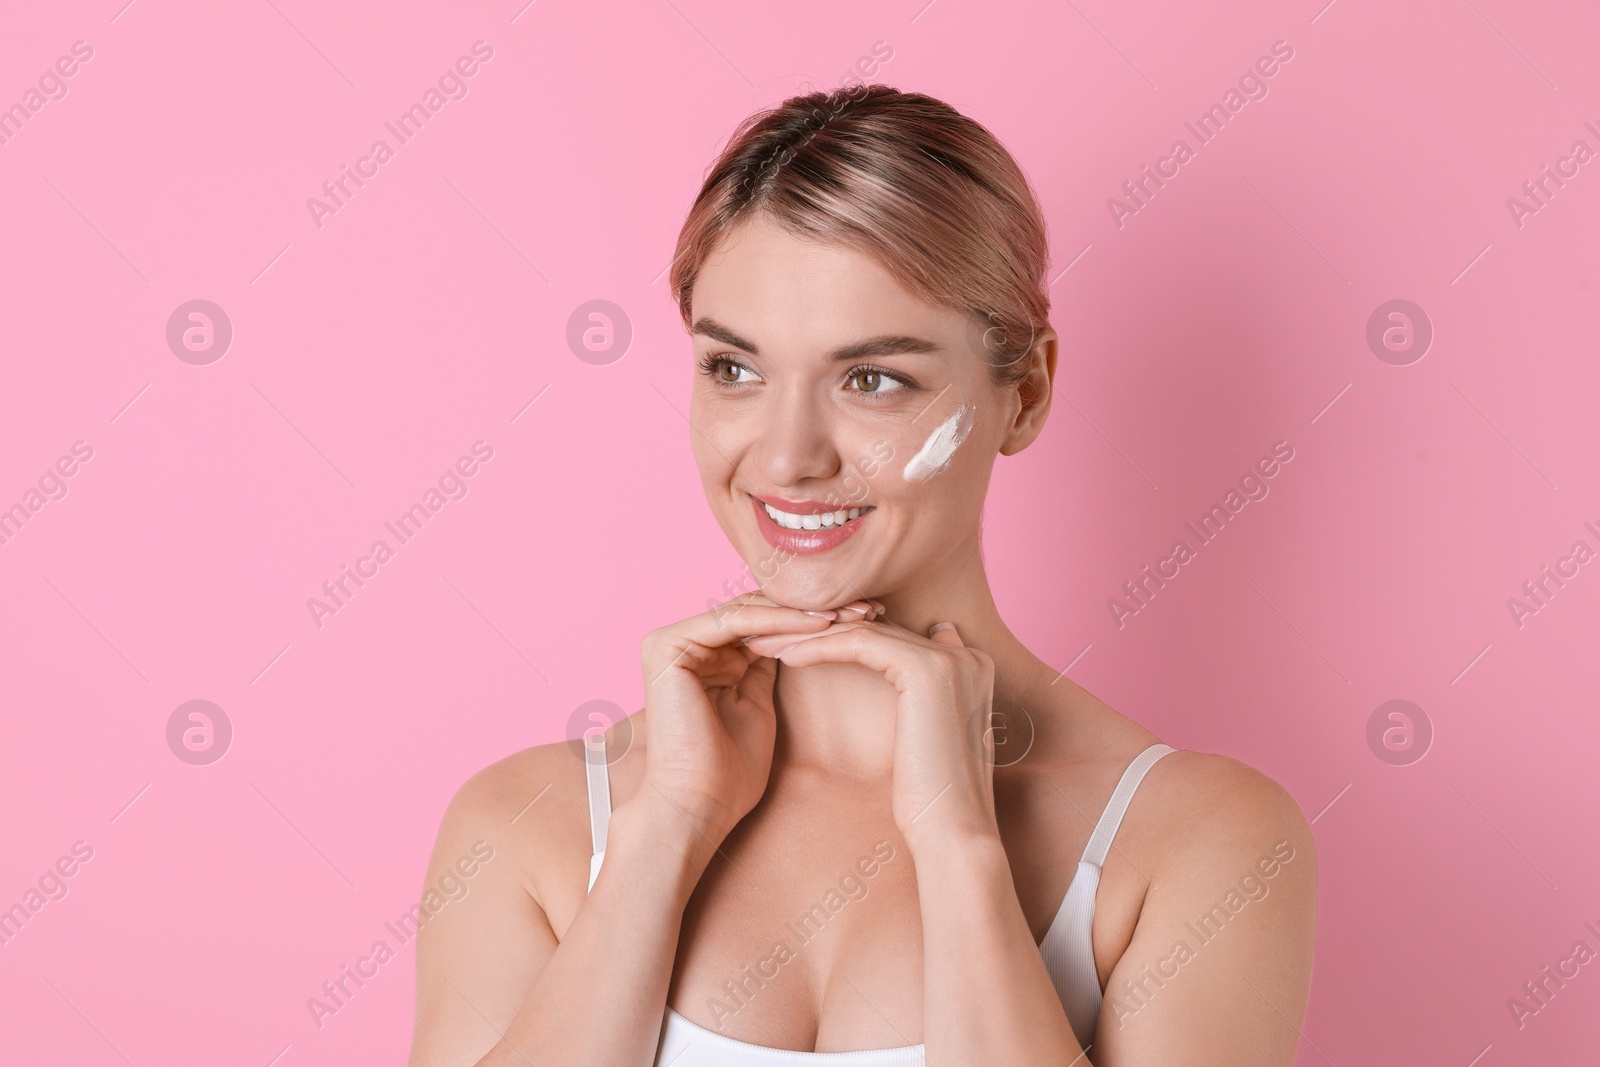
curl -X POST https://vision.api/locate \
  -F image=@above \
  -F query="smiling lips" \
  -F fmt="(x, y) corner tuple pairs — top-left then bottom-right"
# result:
(751, 494), (874, 554)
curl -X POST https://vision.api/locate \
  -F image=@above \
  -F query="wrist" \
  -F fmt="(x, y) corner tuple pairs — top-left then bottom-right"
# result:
(904, 817), (1006, 868)
(608, 795), (725, 889)
(908, 826), (1014, 923)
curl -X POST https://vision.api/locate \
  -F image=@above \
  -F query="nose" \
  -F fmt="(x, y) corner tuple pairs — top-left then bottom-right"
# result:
(754, 386), (842, 489)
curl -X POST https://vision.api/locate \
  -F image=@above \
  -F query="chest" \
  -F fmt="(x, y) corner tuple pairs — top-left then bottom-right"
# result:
(662, 769), (1144, 1052)
(669, 782), (923, 1048)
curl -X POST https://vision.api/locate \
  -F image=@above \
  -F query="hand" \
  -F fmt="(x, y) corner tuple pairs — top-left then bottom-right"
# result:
(743, 617), (999, 852)
(710, 590), (887, 628)
(633, 593), (840, 846)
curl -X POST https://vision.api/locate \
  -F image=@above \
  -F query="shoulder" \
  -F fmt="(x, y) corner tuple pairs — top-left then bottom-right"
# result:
(410, 741), (598, 1064)
(1092, 750), (1318, 1057)
(1133, 747), (1318, 911)
(440, 740), (577, 828)
(1016, 678), (1312, 873)
(429, 737), (595, 907)
(1143, 749), (1313, 856)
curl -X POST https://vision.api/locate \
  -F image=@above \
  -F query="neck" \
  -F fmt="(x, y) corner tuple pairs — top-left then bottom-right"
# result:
(771, 529), (1055, 779)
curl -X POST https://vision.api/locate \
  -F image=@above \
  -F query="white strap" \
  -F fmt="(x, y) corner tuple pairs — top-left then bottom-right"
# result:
(1080, 743), (1175, 868)
(584, 732), (611, 856)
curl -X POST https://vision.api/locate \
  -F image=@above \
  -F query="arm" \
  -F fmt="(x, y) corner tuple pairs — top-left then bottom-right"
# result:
(410, 594), (837, 1066)
(913, 827), (1089, 1061)
(407, 766), (720, 1067)
(1092, 760), (1318, 1066)
(912, 758), (1316, 1066)
(747, 617), (1091, 1061)
(740, 612), (1320, 1063)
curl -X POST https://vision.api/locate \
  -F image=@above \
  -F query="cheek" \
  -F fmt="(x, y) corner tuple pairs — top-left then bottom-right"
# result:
(831, 396), (981, 498)
(689, 395), (748, 467)
(830, 430), (895, 502)
(899, 401), (976, 483)
(687, 424), (725, 481)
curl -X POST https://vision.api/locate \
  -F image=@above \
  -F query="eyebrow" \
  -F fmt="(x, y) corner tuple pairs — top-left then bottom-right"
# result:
(691, 316), (942, 362)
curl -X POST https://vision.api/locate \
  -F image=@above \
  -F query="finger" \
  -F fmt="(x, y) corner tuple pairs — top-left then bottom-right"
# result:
(734, 651), (778, 703)
(709, 590), (778, 622)
(742, 616), (874, 652)
(713, 590), (834, 622)
(720, 589), (847, 623)
(753, 591), (862, 621)
(759, 623), (952, 686)
(735, 591), (795, 611)
(722, 588), (876, 622)
(655, 603), (833, 662)
(927, 621), (965, 647)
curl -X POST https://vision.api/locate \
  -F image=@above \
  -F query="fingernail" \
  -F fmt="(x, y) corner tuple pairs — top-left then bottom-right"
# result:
(803, 610), (837, 619)
(842, 604), (870, 615)
(930, 622), (955, 634)
(774, 643), (798, 657)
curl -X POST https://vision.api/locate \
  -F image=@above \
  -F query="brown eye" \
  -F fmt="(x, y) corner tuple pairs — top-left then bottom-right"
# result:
(700, 355), (759, 385)
(848, 367), (906, 394)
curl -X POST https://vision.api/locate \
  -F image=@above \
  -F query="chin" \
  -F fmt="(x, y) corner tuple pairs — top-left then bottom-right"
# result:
(717, 509), (893, 611)
(761, 589), (835, 612)
(752, 574), (869, 613)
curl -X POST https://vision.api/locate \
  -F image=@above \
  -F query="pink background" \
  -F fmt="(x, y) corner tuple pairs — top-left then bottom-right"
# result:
(2, 0), (1597, 1063)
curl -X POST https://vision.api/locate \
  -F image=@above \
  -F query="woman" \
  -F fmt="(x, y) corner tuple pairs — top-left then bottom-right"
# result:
(408, 85), (1316, 1066)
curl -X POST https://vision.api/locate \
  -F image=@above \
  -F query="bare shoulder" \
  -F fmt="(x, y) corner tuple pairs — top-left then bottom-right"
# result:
(429, 736), (595, 912)
(1012, 675), (1312, 880)
(1091, 749), (1318, 1061)
(1136, 748), (1317, 878)
(408, 740), (598, 1066)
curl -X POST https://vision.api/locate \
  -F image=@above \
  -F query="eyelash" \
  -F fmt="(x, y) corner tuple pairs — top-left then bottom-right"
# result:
(697, 354), (917, 397)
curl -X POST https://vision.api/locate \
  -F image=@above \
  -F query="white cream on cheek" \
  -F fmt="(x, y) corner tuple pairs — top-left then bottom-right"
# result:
(902, 402), (975, 482)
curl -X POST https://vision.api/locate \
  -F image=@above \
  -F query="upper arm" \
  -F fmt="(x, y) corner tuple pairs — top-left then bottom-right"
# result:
(407, 760), (562, 1067)
(1093, 756), (1318, 1067)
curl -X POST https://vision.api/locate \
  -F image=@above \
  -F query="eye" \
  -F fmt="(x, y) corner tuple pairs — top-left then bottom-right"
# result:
(846, 365), (911, 395)
(699, 354), (761, 385)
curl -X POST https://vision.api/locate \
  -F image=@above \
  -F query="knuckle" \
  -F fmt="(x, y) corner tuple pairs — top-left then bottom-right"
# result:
(641, 628), (671, 658)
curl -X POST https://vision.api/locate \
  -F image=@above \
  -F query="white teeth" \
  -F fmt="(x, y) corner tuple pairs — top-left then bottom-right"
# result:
(762, 501), (869, 531)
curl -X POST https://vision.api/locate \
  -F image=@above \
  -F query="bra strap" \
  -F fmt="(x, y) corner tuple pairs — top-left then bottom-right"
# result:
(1080, 743), (1175, 868)
(584, 732), (611, 856)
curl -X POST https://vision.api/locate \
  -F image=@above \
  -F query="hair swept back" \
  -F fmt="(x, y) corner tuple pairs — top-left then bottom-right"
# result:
(669, 84), (1052, 388)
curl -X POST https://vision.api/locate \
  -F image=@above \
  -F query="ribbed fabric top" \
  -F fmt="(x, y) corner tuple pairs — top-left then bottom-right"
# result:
(583, 734), (1176, 1064)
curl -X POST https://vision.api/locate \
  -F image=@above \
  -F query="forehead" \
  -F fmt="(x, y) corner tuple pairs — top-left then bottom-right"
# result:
(690, 215), (963, 346)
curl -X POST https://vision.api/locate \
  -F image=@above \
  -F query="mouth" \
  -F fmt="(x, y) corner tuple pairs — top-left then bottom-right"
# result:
(750, 494), (875, 555)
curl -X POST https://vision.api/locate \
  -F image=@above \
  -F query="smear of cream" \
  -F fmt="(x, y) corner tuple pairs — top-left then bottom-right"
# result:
(903, 402), (974, 482)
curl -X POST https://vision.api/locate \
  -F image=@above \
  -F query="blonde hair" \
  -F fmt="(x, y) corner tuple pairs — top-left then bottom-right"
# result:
(669, 84), (1051, 388)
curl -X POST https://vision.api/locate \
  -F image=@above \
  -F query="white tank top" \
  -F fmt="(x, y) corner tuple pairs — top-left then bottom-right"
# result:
(584, 733), (1176, 1064)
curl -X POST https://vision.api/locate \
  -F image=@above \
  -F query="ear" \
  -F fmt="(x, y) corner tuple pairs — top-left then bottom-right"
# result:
(998, 326), (1057, 456)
